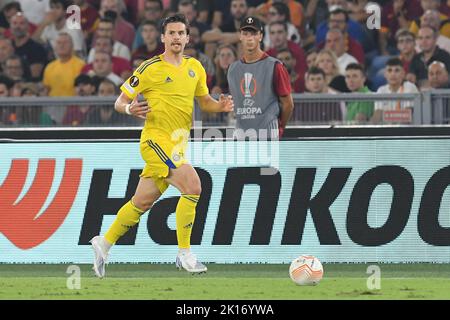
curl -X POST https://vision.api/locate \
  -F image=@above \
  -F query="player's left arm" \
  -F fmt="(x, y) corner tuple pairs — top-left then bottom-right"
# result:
(194, 62), (234, 113)
(274, 62), (294, 134)
(196, 94), (234, 113)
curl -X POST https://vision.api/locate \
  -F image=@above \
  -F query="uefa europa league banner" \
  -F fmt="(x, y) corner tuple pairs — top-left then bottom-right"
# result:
(0, 139), (450, 263)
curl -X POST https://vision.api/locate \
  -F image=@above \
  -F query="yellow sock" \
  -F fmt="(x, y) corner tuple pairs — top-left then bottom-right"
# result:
(104, 199), (145, 245)
(176, 194), (199, 249)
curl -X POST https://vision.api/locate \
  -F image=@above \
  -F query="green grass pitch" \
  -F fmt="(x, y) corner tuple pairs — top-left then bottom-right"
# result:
(1, 263), (450, 300)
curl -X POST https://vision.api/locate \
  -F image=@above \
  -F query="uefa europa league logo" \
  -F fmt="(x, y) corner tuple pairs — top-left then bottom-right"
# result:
(244, 72), (253, 98)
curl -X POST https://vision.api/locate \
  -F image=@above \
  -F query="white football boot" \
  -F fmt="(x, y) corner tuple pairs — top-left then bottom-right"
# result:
(90, 236), (109, 278)
(176, 252), (207, 274)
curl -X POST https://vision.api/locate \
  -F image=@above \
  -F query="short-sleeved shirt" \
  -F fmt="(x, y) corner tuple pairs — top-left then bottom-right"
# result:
(120, 54), (209, 141)
(346, 86), (374, 121)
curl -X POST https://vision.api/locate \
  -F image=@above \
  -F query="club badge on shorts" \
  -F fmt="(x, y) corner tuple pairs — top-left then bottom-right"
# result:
(130, 76), (139, 87)
(188, 69), (195, 78)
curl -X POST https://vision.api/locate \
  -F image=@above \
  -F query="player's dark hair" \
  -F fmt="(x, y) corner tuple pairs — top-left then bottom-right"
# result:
(161, 13), (190, 35)
(386, 57), (403, 68)
(307, 66), (326, 78)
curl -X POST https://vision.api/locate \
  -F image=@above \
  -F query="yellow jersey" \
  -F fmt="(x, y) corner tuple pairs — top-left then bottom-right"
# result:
(120, 54), (209, 142)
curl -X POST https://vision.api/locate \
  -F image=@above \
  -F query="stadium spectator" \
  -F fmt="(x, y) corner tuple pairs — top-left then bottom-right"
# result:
(255, 0), (304, 33)
(211, 44), (237, 94)
(344, 63), (374, 123)
(86, 50), (123, 86)
(396, 29), (417, 74)
(73, 0), (100, 41)
(315, 6), (371, 57)
(42, 32), (86, 96)
(324, 28), (357, 75)
(416, 10), (450, 53)
(98, 0), (135, 50)
(378, 0), (422, 56)
(83, 37), (132, 79)
(427, 60), (450, 88)
(262, 2), (300, 50)
(86, 77), (136, 125)
(33, 0), (86, 58)
(276, 48), (304, 93)
(132, 0), (164, 50)
(300, 66), (342, 122)
(265, 21), (307, 80)
(0, 1), (22, 34)
(17, 0), (50, 26)
(89, 17), (131, 62)
(407, 26), (450, 88)
(3, 55), (26, 81)
(16, 82), (53, 125)
(0, 38), (15, 74)
(202, 0), (248, 59)
(168, 0), (212, 24)
(1, 1), (37, 38)
(314, 48), (349, 92)
(10, 12), (48, 80)
(305, 48), (318, 69)
(410, 0), (450, 38)
(0, 75), (14, 125)
(184, 42), (215, 88)
(62, 74), (97, 126)
(131, 20), (164, 60)
(371, 57), (419, 124)
(178, 0), (210, 35)
(369, 28), (418, 91)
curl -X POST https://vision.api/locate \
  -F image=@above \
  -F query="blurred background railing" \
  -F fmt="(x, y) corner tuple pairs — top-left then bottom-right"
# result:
(1, 92), (449, 128)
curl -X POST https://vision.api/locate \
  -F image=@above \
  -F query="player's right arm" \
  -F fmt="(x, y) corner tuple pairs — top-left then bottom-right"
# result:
(116, 66), (151, 119)
(114, 93), (150, 120)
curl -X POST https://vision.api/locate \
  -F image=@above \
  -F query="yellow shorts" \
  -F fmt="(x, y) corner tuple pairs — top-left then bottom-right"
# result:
(139, 136), (187, 194)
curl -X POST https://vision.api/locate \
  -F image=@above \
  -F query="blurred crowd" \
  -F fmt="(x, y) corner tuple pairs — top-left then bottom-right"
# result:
(0, 0), (449, 126)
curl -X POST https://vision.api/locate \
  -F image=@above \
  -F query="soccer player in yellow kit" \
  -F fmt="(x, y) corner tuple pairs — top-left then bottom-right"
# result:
(90, 14), (234, 277)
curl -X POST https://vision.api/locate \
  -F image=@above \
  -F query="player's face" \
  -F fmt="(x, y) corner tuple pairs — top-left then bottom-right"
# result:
(240, 29), (262, 52)
(161, 22), (189, 54)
